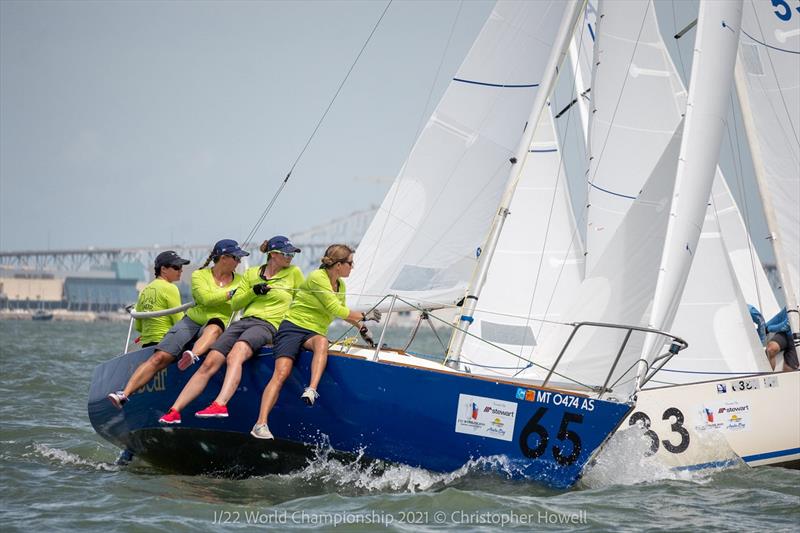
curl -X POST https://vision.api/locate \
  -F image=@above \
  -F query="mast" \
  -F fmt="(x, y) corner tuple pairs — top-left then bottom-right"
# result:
(637, 0), (744, 387)
(446, 0), (586, 366)
(734, 61), (800, 334)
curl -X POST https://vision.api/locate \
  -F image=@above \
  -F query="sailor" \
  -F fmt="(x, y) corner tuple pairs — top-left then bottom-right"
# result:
(764, 308), (799, 372)
(159, 235), (305, 424)
(107, 239), (246, 409)
(134, 250), (190, 347)
(250, 243), (381, 439)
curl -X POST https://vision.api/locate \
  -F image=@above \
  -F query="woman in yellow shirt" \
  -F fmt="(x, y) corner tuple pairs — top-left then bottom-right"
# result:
(159, 236), (304, 424)
(250, 244), (380, 439)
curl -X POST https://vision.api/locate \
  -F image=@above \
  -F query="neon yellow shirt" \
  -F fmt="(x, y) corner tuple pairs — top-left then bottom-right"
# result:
(284, 268), (349, 335)
(231, 264), (305, 329)
(185, 268), (241, 326)
(134, 278), (184, 345)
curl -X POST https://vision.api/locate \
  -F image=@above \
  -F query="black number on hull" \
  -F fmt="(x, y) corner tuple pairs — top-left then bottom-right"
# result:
(519, 408), (585, 466)
(519, 407), (548, 459)
(553, 412), (584, 465)
(661, 407), (690, 453)
(628, 411), (660, 455)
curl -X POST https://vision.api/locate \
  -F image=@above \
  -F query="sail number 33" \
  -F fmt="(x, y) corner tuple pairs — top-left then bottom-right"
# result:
(628, 408), (690, 455)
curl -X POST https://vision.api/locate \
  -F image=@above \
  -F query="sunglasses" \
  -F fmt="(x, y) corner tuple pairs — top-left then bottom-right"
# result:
(341, 260), (354, 266)
(168, 265), (183, 271)
(272, 251), (295, 258)
(223, 254), (242, 262)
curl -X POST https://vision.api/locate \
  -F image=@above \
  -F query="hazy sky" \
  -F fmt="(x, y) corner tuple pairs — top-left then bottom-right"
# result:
(1, 0), (493, 251)
(0, 0), (769, 260)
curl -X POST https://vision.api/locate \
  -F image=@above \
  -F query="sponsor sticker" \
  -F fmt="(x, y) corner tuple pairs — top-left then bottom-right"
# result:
(695, 401), (751, 432)
(716, 383), (727, 394)
(762, 375), (778, 388)
(455, 394), (518, 442)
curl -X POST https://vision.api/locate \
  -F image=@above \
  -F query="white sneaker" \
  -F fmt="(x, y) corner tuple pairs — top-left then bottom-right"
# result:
(177, 350), (199, 371)
(301, 387), (319, 406)
(250, 423), (274, 440)
(108, 391), (128, 409)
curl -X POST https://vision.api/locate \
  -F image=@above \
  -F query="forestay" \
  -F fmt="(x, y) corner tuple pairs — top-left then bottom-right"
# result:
(348, 1), (569, 310)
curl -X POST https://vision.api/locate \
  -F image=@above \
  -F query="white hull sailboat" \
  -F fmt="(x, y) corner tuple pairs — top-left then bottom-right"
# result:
(572, 0), (800, 469)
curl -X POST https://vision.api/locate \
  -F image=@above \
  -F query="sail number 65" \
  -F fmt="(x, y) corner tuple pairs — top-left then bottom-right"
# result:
(518, 407), (584, 465)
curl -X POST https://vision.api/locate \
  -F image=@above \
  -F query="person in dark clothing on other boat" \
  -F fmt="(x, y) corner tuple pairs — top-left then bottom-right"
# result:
(133, 251), (190, 348)
(250, 244), (381, 440)
(158, 236), (304, 424)
(764, 308), (799, 372)
(107, 239), (246, 409)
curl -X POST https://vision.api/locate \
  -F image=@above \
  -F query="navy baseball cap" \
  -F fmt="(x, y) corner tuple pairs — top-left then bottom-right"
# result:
(266, 235), (301, 254)
(155, 250), (190, 268)
(212, 239), (249, 258)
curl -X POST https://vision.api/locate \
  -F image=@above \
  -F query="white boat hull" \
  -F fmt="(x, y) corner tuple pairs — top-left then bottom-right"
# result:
(622, 372), (800, 470)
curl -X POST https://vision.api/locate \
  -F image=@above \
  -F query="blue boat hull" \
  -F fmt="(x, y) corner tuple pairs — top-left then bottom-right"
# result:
(88, 347), (631, 488)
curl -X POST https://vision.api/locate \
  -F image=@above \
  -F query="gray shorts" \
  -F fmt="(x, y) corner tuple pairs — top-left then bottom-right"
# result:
(210, 317), (277, 356)
(767, 331), (799, 370)
(154, 316), (202, 357)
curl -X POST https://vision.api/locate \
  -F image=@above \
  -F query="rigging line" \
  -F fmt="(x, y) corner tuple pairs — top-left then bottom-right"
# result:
(750, 2), (800, 148)
(726, 89), (765, 312)
(586, 1), (652, 190)
(240, 0), (394, 247)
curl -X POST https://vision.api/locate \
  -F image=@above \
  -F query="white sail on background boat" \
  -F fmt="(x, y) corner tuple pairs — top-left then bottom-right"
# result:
(735, 0), (800, 327)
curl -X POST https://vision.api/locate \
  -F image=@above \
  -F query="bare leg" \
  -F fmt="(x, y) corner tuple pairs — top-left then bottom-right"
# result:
(170, 351), (226, 412)
(189, 323), (224, 357)
(306, 335), (329, 390)
(766, 341), (780, 371)
(122, 351), (174, 397)
(255, 357), (294, 425)
(213, 341), (254, 406)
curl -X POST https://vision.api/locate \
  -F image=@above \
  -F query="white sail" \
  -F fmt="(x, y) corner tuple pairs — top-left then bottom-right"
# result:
(522, 125), (684, 392)
(658, 186), (773, 384)
(584, 0), (687, 274)
(460, 108), (585, 377)
(348, 1), (569, 310)
(736, 0), (800, 323)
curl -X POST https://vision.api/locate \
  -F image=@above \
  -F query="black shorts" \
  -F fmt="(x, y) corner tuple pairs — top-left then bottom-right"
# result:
(209, 317), (277, 355)
(272, 320), (319, 361)
(768, 331), (799, 370)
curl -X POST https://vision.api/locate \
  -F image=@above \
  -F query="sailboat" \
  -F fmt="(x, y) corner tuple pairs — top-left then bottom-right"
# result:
(564, 0), (799, 470)
(87, 0), (642, 490)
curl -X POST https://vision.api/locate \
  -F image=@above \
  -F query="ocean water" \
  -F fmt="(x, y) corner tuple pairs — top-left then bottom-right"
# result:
(1, 320), (798, 532)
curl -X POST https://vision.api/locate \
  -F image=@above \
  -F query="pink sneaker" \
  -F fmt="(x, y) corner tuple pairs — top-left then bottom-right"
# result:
(177, 350), (199, 371)
(159, 408), (181, 424)
(195, 401), (228, 418)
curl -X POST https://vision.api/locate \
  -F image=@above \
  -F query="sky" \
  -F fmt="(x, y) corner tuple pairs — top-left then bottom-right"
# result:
(0, 0), (494, 251)
(0, 0), (770, 261)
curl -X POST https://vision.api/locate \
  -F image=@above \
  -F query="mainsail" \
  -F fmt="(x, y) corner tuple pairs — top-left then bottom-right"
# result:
(348, 1), (569, 310)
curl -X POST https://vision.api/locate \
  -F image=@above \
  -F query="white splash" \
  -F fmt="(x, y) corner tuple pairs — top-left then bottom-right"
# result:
(29, 442), (119, 472)
(580, 425), (744, 488)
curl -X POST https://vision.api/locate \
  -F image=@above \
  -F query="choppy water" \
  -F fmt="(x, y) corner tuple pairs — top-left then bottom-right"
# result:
(1, 320), (798, 531)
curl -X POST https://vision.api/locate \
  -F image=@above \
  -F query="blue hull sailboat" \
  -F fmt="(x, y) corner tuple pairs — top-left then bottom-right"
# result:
(88, 346), (631, 488)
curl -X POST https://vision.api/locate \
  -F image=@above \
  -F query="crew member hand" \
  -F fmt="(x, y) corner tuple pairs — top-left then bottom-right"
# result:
(362, 309), (382, 323)
(253, 283), (270, 296)
(359, 325), (376, 348)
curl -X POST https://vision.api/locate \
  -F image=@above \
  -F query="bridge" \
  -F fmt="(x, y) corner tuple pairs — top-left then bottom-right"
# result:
(0, 207), (378, 276)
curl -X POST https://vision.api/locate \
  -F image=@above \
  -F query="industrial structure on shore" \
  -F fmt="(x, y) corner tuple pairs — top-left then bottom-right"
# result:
(0, 208), (376, 313)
